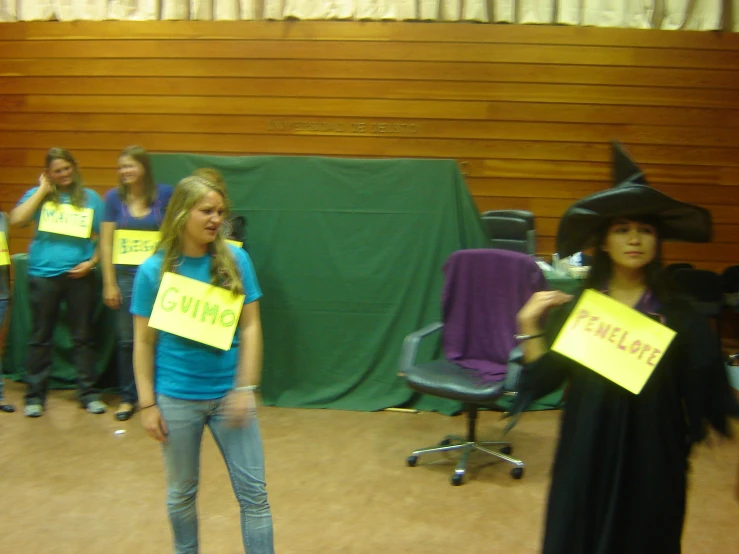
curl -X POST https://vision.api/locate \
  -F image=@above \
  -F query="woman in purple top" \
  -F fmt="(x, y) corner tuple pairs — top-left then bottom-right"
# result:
(101, 145), (173, 421)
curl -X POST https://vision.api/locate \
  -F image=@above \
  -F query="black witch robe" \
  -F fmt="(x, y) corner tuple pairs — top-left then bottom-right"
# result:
(517, 292), (739, 554)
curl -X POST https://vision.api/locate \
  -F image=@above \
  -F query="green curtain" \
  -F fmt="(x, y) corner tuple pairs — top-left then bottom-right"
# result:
(2, 255), (118, 390)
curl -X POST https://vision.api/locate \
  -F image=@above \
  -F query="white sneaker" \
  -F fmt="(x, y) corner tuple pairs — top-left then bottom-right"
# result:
(86, 400), (107, 414)
(24, 404), (43, 418)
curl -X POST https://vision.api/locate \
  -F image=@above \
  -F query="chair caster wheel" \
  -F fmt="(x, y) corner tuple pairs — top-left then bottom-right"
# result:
(500, 445), (513, 455)
(451, 474), (464, 486)
(439, 438), (452, 446)
(407, 455), (418, 467)
(510, 467), (524, 479)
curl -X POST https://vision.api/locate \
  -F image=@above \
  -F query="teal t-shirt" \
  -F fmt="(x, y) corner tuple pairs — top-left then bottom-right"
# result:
(17, 187), (104, 278)
(130, 245), (262, 400)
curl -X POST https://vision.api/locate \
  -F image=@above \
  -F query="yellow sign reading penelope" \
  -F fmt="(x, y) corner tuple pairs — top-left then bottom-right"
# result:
(551, 289), (676, 394)
(38, 202), (93, 238)
(0, 232), (9, 266)
(113, 230), (161, 265)
(148, 272), (245, 350)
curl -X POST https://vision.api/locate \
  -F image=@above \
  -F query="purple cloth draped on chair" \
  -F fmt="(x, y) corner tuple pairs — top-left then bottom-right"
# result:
(442, 249), (548, 382)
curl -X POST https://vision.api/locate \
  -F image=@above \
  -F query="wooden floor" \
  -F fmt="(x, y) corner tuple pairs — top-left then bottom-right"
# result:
(0, 379), (737, 554)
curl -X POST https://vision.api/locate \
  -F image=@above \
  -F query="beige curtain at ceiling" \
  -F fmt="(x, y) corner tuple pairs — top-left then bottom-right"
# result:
(0, 0), (735, 30)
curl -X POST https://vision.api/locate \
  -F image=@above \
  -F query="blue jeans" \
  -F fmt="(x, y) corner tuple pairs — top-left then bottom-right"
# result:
(157, 394), (274, 554)
(0, 298), (8, 398)
(115, 271), (137, 404)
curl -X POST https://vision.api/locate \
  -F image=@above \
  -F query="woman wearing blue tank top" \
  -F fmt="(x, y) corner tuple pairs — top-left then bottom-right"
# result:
(100, 146), (173, 421)
(131, 174), (273, 554)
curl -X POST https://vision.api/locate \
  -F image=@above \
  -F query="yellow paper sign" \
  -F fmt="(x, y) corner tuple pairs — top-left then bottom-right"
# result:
(551, 289), (676, 394)
(113, 230), (161, 265)
(0, 232), (9, 266)
(226, 239), (243, 248)
(38, 202), (93, 238)
(148, 272), (245, 350)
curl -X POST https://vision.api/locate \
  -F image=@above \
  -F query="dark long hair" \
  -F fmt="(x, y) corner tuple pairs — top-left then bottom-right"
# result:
(583, 216), (677, 305)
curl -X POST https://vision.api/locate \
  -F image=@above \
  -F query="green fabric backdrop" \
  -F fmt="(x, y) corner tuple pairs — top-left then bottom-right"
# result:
(150, 155), (489, 413)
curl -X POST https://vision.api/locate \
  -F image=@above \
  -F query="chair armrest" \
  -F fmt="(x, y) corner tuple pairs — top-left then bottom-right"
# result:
(399, 322), (444, 374)
(504, 346), (524, 392)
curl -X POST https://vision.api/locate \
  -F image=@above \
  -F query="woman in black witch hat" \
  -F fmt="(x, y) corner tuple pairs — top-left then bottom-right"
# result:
(515, 142), (739, 554)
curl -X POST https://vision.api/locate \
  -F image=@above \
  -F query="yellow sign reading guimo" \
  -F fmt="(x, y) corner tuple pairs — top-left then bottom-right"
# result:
(0, 232), (9, 265)
(148, 272), (245, 350)
(551, 289), (676, 394)
(113, 230), (161, 265)
(38, 202), (93, 238)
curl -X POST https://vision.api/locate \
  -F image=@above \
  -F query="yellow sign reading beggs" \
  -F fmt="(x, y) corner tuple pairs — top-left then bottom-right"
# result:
(113, 230), (161, 265)
(0, 233), (10, 265)
(0, 232), (9, 266)
(148, 272), (245, 350)
(551, 289), (676, 394)
(38, 202), (93, 238)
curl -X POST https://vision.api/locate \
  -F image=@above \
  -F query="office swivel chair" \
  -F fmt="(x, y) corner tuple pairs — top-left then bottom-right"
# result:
(480, 210), (536, 255)
(399, 249), (547, 485)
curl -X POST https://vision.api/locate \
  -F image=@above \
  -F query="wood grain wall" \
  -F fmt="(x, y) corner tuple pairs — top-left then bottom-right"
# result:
(1, 21), (738, 271)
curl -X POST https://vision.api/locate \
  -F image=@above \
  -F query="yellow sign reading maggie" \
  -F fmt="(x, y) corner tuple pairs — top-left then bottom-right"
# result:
(0, 232), (9, 266)
(113, 230), (161, 265)
(551, 289), (676, 394)
(38, 202), (93, 238)
(149, 272), (245, 350)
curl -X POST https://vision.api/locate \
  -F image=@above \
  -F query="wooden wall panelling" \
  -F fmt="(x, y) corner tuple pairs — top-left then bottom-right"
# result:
(0, 21), (738, 272)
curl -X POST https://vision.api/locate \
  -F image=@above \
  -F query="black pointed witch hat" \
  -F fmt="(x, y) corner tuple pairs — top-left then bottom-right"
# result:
(555, 141), (712, 258)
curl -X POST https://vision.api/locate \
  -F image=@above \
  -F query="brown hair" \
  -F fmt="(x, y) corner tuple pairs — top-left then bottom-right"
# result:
(45, 148), (86, 208)
(117, 145), (157, 206)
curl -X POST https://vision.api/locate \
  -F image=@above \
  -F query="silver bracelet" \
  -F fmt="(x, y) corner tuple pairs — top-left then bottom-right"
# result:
(234, 385), (259, 392)
(514, 332), (545, 341)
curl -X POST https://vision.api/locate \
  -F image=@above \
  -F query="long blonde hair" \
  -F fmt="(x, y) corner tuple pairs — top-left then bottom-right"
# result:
(117, 145), (157, 206)
(158, 175), (244, 295)
(45, 148), (86, 208)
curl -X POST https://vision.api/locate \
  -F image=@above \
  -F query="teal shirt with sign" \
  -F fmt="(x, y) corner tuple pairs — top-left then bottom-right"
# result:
(17, 187), (104, 278)
(131, 245), (262, 401)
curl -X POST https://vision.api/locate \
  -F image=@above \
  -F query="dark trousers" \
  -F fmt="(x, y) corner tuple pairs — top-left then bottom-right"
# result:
(25, 273), (99, 406)
(115, 271), (137, 404)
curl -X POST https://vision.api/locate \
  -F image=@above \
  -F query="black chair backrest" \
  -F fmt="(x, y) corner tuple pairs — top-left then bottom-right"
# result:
(722, 265), (739, 294)
(229, 215), (248, 252)
(672, 268), (723, 304)
(665, 262), (694, 276)
(480, 210), (536, 254)
(481, 210), (535, 231)
(482, 217), (531, 254)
